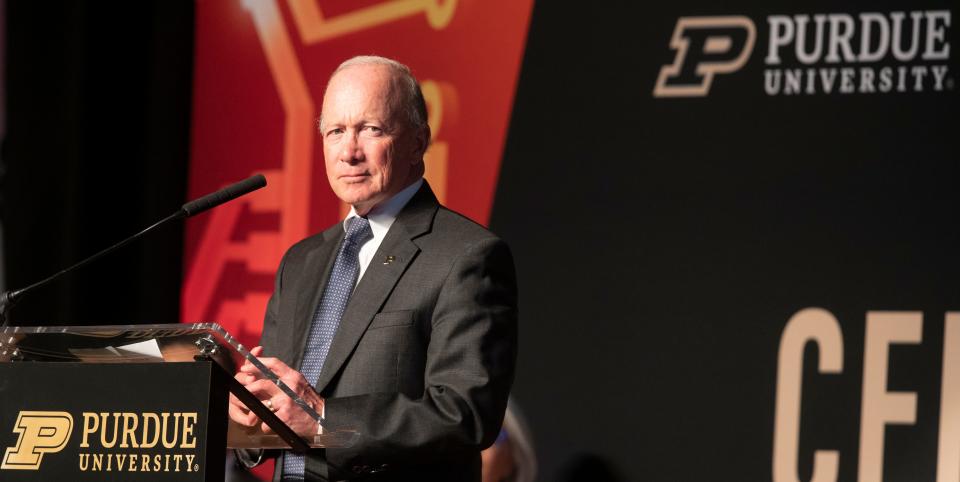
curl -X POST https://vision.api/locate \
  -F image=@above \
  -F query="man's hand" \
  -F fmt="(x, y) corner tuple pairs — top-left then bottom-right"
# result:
(229, 346), (326, 437)
(228, 346), (266, 427)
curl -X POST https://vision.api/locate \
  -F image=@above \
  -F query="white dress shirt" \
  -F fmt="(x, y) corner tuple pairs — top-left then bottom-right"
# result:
(343, 178), (423, 285)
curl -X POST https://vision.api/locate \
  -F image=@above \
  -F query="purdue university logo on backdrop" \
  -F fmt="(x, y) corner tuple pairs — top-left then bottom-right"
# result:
(654, 10), (953, 97)
(653, 16), (756, 97)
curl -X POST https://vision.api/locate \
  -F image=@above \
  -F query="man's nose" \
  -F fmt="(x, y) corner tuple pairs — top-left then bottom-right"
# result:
(340, 134), (364, 164)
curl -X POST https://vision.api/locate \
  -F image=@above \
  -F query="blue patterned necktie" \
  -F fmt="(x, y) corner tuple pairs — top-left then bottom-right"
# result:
(283, 216), (373, 480)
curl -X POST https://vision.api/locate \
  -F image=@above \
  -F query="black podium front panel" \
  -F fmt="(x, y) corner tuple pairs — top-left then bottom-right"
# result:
(0, 362), (226, 481)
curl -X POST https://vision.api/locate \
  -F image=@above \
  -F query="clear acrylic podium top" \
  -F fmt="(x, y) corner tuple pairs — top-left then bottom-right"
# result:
(0, 322), (359, 449)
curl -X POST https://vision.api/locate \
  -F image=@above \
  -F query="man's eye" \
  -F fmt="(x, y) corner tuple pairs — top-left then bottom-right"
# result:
(363, 125), (383, 135)
(326, 128), (344, 137)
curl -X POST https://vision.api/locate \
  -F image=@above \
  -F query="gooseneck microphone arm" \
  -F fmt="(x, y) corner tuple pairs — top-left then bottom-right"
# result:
(0, 211), (183, 327)
(0, 173), (267, 327)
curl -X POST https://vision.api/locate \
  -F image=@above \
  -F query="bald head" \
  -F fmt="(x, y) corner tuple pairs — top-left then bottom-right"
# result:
(320, 56), (429, 142)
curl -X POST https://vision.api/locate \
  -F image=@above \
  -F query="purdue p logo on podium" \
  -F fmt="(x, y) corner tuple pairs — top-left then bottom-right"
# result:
(1, 411), (74, 470)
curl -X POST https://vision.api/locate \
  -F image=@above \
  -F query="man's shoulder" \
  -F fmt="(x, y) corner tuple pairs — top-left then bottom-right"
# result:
(279, 201), (506, 259)
(423, 205), (505, 249)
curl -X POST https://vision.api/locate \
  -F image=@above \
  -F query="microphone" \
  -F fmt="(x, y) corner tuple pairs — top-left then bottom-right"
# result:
(0, 174), (268, 327)
(181, 174), (266, 217)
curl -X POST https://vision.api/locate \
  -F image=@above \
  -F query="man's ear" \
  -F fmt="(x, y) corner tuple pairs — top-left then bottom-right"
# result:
(413, 125), (432, 163)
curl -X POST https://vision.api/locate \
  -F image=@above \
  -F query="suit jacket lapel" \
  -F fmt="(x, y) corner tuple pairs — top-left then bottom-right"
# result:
(291, 226), (344, 368)
(314, 183), (439, 394)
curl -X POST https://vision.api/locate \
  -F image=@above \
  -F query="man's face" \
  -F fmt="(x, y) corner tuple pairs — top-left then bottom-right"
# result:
(320, 64), (425, 215)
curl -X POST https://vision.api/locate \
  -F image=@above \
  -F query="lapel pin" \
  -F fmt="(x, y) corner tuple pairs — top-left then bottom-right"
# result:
(383, 255), (396, 265)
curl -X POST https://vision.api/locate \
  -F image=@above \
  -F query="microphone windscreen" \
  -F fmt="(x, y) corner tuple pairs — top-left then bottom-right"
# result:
(181, 174), (267, 217)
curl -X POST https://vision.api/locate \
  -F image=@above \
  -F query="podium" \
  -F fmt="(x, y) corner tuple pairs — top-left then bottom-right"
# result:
(0, 323), (359, 481)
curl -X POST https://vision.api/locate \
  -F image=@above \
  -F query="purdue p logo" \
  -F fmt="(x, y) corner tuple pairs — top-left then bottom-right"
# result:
(2, 411), (73, 470)
(653, 16), (756, 97)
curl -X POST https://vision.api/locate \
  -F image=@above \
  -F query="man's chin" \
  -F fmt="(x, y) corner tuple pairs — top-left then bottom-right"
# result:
(334, 185), (370, 201)
(335, 191), (381, 213)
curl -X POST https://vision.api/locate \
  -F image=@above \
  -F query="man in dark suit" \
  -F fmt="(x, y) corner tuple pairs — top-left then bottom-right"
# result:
(228, 55), (518, 481)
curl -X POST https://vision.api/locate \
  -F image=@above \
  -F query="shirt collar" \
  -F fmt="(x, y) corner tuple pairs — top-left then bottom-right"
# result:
(344, 178), (424, 239)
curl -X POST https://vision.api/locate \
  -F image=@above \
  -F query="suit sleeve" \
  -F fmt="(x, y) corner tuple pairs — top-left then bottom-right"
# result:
(322, 236), (519, 478)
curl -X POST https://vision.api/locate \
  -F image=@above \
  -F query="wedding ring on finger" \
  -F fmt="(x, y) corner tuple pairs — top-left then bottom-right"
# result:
(263, 399), (276, 412)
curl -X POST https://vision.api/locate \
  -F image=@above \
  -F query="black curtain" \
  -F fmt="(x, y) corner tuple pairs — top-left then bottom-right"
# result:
(1, 2), (194, 325)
